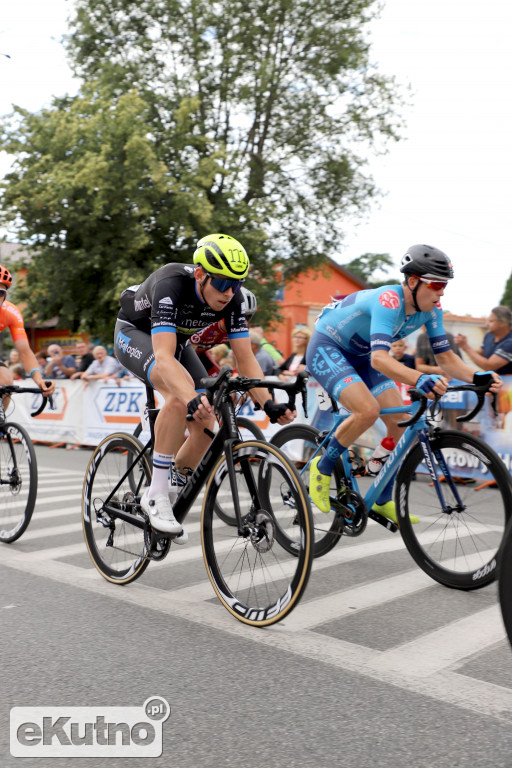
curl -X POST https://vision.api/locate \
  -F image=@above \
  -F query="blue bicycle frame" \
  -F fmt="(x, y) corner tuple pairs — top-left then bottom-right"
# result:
(309, 398), (466, 528)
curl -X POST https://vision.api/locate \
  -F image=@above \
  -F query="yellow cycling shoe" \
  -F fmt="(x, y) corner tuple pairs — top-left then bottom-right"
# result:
(309, 456), (332, 514)
(372, 501), (420, 525)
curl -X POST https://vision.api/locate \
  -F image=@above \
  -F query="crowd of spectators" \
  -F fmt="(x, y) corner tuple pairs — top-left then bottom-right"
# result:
(2, 304), (511, 390)
(1, 339), (126, 385)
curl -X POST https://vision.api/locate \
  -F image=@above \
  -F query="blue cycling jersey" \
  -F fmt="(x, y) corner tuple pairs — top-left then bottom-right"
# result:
(314, 284), (451, 357)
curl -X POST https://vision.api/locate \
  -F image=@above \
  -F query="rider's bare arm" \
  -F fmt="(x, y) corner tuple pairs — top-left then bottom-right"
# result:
(434, 349), (502, 391)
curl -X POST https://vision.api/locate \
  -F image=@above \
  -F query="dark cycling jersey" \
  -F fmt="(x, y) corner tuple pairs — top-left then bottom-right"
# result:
(314, 284), (451, 357)
(115, 263), (249, 387)
(118, 263), (249, 346)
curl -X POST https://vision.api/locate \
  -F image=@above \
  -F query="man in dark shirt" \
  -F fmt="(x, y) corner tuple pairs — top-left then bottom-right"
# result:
(455, 306), (512, 375)
(415, 329), (461, 374)
(70, 340), (94, 379)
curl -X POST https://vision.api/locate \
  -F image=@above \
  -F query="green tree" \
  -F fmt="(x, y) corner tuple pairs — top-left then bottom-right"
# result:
(500, 272), (512, 310)
(344, 252), (399, 287)
(1, 0), (404, 334)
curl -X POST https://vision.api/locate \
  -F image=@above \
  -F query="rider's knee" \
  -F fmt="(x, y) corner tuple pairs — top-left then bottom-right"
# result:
(354, 399), (380, 428)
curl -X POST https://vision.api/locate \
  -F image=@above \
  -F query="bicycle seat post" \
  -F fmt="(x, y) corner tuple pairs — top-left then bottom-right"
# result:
(144, 384), (159, 447)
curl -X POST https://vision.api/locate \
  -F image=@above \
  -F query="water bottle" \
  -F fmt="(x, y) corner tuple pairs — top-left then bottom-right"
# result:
(366, 436), (396, 476)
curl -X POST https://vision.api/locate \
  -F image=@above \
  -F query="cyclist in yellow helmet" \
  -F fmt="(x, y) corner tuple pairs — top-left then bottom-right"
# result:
(115, 234), (296, 538)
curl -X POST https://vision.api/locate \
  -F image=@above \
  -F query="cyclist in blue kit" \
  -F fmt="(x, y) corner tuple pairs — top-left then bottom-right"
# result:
(306, 244), (502, 521)
(114, 233), (295, 538)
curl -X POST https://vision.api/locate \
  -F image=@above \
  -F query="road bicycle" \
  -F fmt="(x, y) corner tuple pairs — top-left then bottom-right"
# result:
(270, 382), (512, 589)
(82, 368), (314, 627)
(0, 384), (53, 543)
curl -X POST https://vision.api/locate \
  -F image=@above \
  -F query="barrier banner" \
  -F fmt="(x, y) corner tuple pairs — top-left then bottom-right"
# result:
(7, 375), (512, 480)
(9, 382), (82, 445)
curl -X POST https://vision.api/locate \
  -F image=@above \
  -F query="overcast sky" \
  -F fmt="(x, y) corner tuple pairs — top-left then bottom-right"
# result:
(1, 0), (511, 318)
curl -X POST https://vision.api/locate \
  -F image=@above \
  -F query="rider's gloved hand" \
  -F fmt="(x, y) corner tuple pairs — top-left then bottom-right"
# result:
(473, 371), (495, 389)
(263, 399), (292, 424)
(186, 393), (212, 418)
(416, 373), (443, 394)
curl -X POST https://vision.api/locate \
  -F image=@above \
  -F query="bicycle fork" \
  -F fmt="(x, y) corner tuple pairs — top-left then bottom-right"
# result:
(418, 432), (465, 514)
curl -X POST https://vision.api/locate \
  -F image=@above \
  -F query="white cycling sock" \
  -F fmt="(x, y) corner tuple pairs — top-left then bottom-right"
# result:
(150, 452), (172, 497)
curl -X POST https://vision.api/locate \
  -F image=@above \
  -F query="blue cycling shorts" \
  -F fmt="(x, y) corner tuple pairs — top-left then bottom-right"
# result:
(305, 331), (397, 401)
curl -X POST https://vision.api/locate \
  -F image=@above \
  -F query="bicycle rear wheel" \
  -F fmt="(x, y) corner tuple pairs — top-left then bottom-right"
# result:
(396, 430), (512, 589)
(499, 518), (512, 646)
(270, 424), (345, 557)
(202, 440), (313, 626)
(0, 422), (37, 544)
(82, 432), (152, 584)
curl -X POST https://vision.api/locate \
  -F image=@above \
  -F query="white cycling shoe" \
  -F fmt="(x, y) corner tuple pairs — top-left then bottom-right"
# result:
(141, 490), (183, 536)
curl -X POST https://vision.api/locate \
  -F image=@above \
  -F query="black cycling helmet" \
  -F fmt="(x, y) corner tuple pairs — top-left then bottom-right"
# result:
(399, 244), (454, 281)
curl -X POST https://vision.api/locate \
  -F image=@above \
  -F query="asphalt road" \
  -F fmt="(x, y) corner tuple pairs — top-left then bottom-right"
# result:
(1, 443), (512, 768)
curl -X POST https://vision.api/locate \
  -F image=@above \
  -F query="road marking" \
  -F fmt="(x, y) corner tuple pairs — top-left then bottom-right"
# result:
(1, 549), (510, 722)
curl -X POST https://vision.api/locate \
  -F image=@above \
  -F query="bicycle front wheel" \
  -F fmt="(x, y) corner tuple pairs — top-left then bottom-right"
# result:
(202, 440), (313, 626)
(82, 432), (152, 584)
(0, 422), (37, 544)
(213, 416), (266, 526)
(270, 424), (345, 557)
(396, 430), (512, 589)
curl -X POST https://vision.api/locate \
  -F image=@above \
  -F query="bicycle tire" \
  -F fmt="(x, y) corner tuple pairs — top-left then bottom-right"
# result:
(498, 518), (512, 646)
(82, 432), (152, 584)
(212, 416), (266, 526)
(396, 429), (512, 590)
(269, 424), (345, 557)
(202, 440), (314, 626)
(0, 422), (38, 544)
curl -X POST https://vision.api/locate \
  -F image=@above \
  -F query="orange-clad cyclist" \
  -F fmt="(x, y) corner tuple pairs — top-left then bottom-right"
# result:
(0, 265), (55, 399)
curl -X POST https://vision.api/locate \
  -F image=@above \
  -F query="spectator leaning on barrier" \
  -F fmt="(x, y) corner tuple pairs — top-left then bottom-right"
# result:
(81, 345), (122, 386)
(278, 326), (311, 380)
(35, 350), (47, 373)
(250, 325), (284, 367)
(415, 326), (461, 374)
(249, 330), (276, 376)
(69, 339), (94, 380)
(455, 306), (512, 375)
(44, 343), (77, 379)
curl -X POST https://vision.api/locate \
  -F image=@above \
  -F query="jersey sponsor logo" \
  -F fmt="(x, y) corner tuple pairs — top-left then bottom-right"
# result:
(116, 330), (143, 360)
(134, 295), (151, 312)
(343, 376), (353, 384)
(158, 296), (173, 306)
(379, 290), (400, 309)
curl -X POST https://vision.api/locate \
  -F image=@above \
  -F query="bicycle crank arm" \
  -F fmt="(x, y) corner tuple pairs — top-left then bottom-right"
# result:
(367, 509), (398, 533)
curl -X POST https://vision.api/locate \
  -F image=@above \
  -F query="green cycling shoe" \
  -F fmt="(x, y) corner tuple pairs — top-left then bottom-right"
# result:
(309, 456), (332, 514)
(372, 500), (420, 525)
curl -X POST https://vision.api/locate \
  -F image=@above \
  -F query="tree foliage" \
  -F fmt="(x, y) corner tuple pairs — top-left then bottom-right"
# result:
(343, 252), (399, 287)
(500, 272), (512, 310)
(0, 0), (404, 336)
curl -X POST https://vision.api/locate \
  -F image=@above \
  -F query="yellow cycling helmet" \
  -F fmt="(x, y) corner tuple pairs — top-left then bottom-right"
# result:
(193, 234), (250, 280)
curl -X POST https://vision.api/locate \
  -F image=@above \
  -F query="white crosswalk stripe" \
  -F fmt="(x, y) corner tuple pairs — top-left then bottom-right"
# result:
(2, 460), (511, 723)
